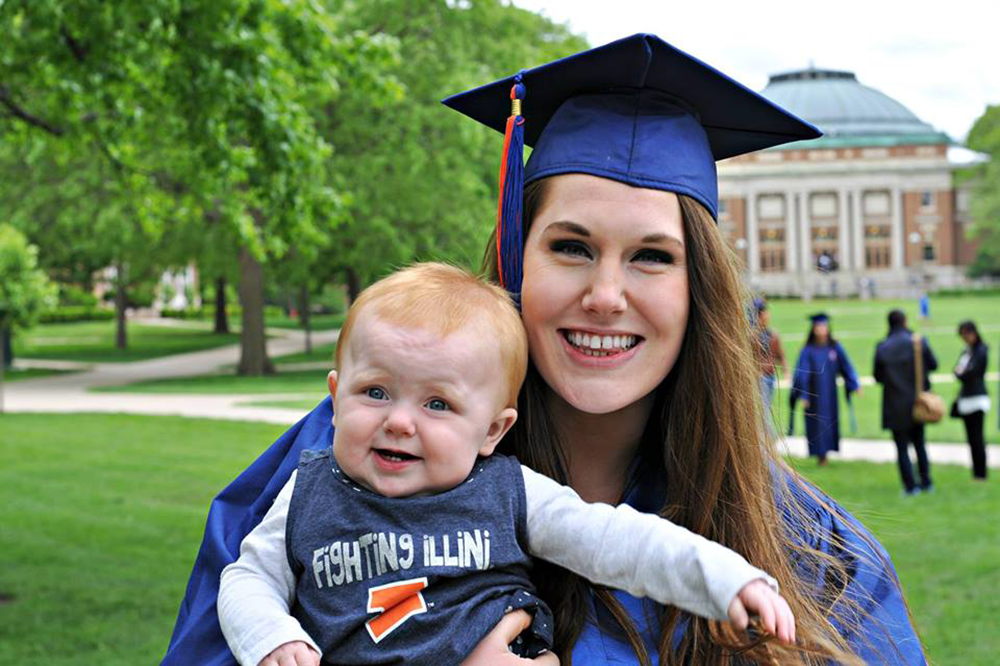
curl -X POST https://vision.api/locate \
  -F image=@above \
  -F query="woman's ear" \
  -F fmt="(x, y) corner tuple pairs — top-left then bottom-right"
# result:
(478, 408), (518, 457)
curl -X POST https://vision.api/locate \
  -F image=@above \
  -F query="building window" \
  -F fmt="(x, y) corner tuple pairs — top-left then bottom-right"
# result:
(810, 193), (837, 218)
(865, 245), (891, 269)
(920, 191), (934, 209)
(923, 244), (935, 261)
(864, 191), (890, 216)
(758, 195), (785, 220)
(718, 199), (729, 217)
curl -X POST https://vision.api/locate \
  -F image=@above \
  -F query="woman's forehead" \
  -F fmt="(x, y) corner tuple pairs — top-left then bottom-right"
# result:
(534, 174), (683, 237)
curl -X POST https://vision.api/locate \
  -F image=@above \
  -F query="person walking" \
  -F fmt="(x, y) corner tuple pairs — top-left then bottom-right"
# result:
(753, 297), (786, 432)
(954, 320), (990, 480)
(874, 309), (938, 494)
(791, 313), (860, 465)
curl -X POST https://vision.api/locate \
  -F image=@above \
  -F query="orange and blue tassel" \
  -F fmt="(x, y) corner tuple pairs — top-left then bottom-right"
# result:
(496, 73), (526, 307)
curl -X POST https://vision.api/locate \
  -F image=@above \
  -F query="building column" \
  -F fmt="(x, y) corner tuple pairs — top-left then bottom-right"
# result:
(851, 189), (865, 270)
(797, 191), (811, 274)
(746, 192), (759, 274)
(838, 189), (851, 269)
(891, 187), (904, 269)
(784, 190), (798, 272)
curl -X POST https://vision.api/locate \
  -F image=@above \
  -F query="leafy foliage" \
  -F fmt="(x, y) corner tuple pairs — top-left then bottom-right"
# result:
(0, 224), (56, 332)
(963, 105), (1000, 276)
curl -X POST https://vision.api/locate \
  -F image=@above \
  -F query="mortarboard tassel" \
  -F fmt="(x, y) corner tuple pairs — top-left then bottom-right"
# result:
(496, 74), (526, 307)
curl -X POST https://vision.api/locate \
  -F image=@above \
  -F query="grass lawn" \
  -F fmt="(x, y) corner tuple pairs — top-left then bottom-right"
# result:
(0, 413), (996, 664)
(1, 367), (70, 382)
(266, 312), (344, 331)
(13, 320), (240, 363)
(94, 368), (329, 396)
(272, 342), (337, 365)
(789, 457), (1000, 665)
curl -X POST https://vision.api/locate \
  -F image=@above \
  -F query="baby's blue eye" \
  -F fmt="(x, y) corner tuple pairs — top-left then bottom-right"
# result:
(366, 387), (388, 400)
(426, 398), (449, 411)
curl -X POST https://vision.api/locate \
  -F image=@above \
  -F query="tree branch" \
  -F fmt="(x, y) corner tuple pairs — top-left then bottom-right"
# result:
(0, 86), (65, 136)
(60, 27), (88, 62)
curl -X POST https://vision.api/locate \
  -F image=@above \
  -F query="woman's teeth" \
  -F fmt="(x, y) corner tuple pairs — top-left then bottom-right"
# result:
(564, 331), (638, 356)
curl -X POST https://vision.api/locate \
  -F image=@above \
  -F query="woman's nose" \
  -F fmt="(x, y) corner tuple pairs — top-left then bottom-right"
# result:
(581, 263), (627, 315)
(383, 407), (416, 437)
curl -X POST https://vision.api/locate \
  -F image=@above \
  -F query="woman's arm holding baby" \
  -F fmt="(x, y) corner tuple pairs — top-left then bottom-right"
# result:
(520, 466), (794, 643)
(218, 471), (322, 666)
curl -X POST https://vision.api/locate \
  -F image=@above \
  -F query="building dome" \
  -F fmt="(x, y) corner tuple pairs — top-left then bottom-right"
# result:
(761, 68), (949, 147)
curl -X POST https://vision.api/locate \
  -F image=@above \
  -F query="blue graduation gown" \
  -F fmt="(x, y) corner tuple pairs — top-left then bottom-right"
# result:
(163, 397), (924, 665)
(792, 341), (859, 457)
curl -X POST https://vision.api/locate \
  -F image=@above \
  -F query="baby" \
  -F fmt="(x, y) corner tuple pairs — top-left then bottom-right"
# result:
(218, 262), (794, 666)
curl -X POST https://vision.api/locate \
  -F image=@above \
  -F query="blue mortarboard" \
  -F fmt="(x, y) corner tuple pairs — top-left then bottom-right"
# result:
(753, 297), (768, 312)
(443, 34), (820, 300)
(809, 313), (830, 324)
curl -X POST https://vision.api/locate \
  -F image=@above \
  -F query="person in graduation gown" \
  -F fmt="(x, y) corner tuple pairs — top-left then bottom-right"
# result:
(163, 35), (925, 666)
(791, 313), (861, 465)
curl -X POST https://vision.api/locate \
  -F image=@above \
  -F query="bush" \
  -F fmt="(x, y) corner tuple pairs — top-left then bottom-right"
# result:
(57, 284), (99, 308)
(40, 306), (116, 323)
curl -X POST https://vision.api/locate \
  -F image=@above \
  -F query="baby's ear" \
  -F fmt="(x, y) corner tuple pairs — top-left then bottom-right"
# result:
(479, 408), (517, 457)
(327, 370), (338, 398)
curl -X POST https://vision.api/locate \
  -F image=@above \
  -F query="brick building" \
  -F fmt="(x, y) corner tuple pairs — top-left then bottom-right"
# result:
(718, 68), (983, 297)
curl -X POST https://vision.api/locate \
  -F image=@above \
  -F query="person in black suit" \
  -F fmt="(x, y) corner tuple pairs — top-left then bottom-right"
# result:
(874, 310), (938, 494)
(954, 321), (990, 480)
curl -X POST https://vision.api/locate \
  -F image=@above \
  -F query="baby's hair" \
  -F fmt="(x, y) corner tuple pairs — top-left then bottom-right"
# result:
(335, 262), (528, 408)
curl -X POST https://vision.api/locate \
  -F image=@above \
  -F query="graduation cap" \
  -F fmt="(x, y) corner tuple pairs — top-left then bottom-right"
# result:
(442, 33), (821, 300)
(809, 313), (830, 324)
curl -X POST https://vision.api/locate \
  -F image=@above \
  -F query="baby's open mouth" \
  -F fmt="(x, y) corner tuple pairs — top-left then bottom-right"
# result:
(562, 330), (641, 357)
(375, 449), (420, 462)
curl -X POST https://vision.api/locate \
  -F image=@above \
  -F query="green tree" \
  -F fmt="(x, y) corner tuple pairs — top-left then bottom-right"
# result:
(964, 104), (1000, 277)
(319, 0), (588, 296)
(1, 0), (396, 372)
(0, 224), (56, 412)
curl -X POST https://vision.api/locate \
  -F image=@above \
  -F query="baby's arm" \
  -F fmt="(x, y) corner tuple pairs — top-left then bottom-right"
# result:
(218, 471), (322, 665)
(521, 466), (783, 625)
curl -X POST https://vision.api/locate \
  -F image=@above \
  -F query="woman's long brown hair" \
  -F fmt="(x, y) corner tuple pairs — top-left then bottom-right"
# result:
(483, 179), (923, 665)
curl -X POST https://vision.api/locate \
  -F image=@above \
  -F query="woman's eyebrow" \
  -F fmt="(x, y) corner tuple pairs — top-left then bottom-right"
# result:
(544, 220), (589, 236)
(641, 232), (684, 247)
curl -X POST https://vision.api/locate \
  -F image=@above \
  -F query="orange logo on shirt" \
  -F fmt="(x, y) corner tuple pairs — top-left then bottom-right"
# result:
(365, 577), (429, 643)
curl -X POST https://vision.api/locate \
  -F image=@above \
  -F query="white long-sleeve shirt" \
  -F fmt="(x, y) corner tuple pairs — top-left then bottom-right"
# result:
(219, 464), (775, 666)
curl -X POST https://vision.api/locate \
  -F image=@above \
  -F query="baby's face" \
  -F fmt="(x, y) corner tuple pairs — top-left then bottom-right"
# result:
(330, 313), (515, 498)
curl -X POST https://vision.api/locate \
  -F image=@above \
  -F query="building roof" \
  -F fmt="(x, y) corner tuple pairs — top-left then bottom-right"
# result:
(762, 68), (951, 149)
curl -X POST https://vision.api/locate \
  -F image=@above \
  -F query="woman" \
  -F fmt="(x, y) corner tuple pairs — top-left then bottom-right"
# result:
(954, 320), (990, 480)
(791, 313), (860, 466)
(164, 35), (924, 665)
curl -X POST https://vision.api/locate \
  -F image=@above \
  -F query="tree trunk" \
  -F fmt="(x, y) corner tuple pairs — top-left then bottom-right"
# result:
(345, 266), (361, 305)
(115, 260), (128, 350)
(213, 276), (230, 334)
(237, 248), (274, 376)
(298, 285), (312, 355)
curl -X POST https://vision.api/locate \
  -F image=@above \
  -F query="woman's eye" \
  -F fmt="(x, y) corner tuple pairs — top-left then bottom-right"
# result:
(551, 240), (592, 258)
(365, 387), (388, 400)
(633, 248), (674, 264)
(426, 398), (450, 412)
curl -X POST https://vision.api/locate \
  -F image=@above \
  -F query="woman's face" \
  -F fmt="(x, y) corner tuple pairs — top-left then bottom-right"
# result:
(812, 322), (830, 343)
(960, 329), (977, 345)
(520, 174), (690, 415)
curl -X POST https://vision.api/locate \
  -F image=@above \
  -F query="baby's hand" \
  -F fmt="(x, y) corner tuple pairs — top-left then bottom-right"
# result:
(727, 579), (796, 645)
(257, 640), (320, 666)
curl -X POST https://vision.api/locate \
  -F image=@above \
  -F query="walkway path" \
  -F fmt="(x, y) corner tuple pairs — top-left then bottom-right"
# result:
(4, 319), (998, 468)
(4, 320), (339, 425)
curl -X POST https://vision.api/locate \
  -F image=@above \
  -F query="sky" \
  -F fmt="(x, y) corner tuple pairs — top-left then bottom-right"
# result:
(511, 0), (999, 142)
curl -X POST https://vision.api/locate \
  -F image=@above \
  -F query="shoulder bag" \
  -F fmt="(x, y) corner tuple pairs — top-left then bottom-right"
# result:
(912, 334), (945, 423)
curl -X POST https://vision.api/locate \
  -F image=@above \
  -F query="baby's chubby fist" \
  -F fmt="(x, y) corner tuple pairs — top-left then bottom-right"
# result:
(257, 640), (320, 666)
(727, 579), (796, 645)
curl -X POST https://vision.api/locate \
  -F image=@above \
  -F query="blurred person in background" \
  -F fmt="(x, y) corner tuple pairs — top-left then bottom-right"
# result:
(791, 313), (860, 466)
(752, 297), (786, 434)
(954, 320), (989, 480)
(874, 310), (938, 495)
